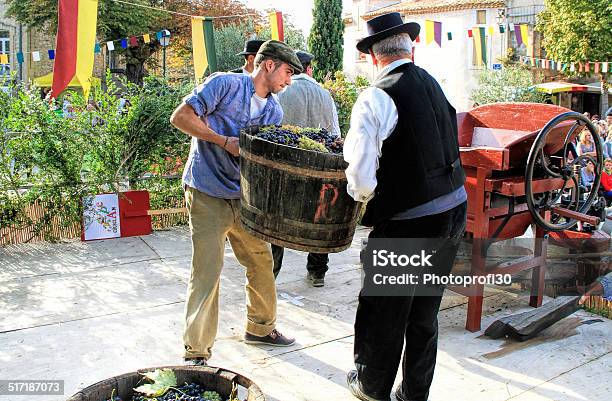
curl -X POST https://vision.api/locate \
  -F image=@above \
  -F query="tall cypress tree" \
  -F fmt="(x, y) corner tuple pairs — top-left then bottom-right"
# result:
(308, 0), (344, 82)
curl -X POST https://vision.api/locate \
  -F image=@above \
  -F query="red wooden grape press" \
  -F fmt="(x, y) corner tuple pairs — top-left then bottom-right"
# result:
(455, 102), (607, 332)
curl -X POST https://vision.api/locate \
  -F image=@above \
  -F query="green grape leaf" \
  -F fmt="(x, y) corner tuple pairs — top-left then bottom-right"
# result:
(133, 369), (177, 397)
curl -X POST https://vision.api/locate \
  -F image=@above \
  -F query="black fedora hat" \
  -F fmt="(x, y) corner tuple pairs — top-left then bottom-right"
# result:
(237, 39), (265, 56)
(356, 12), (420, 54)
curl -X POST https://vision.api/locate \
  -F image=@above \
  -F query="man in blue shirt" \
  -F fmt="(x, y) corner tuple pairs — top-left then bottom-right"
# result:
(170, 40), (303, 365)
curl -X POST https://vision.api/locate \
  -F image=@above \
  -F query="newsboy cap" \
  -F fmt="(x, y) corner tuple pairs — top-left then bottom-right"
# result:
(296, 50), (314, 67)
(256, 40), (303, 74)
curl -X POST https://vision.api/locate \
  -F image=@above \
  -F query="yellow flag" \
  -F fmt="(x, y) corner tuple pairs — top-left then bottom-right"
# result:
(520, 24), (531, 56)
(0, 54), (8, 64)
(143, 34), (151, 44)
(191, 17), (208, 83)
(488, 26), (494, 36)
(425, 20), (434, 45)
(74, 0), (99, 98)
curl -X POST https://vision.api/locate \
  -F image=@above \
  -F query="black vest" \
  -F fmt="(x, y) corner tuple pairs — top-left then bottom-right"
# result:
(361, 62), (465, 227)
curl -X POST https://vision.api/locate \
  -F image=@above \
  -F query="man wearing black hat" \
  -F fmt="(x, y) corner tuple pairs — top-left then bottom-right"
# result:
(170, 40), (303, 366)
(344, 12), (467, 401)
(272, 50), (341, 287)
(231, 39), (265, 74)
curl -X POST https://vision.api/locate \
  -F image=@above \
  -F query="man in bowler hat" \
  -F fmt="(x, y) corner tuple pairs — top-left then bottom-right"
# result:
(344, 12), (467, 401)
(231, 39), (265, 74)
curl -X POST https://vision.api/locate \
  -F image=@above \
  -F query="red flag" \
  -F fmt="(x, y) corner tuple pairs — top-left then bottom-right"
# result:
(129, 36), (139, 47)
(468, 29), (473, 38)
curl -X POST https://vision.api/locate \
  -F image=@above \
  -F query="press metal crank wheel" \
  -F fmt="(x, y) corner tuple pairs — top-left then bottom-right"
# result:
(525, 111), (603, 232)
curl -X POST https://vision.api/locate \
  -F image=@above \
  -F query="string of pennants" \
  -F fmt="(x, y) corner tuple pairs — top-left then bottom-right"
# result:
(519, 56), (610, 73)
(0, 29), (171, 65)
(413, 20), (529, 46)
(410, 20), (530, 66)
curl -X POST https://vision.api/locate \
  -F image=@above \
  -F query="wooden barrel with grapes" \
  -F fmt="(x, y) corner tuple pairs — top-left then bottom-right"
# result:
(239, 126), (361, 253)
(66, 366), (265, 401)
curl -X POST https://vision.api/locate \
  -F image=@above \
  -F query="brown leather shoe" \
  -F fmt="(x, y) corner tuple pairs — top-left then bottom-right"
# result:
(244, 329), (295, 347)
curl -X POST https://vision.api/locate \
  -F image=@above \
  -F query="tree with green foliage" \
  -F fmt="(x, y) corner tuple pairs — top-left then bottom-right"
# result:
(471, 66), (547, 106)
(536, 0), (612, 115)
(308, 0), (344, 81)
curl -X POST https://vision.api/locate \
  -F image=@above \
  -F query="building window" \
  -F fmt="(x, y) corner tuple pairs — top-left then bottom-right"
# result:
(0, 31), (10, 77)
(476, 10), (487, 25)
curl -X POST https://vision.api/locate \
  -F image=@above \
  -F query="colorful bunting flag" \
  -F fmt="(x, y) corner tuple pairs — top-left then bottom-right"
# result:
(425, 20), (442, 47)
(447, 32), (452, 41)
(106, 41), (114, 51)
(269, 11), (284, 42)
(520, 24), (530, 55)
(143, 34), (150, 43)
(120, 39), (128, 49)
(32, 51), (41, 62)
(514, 24), (524, 47)
(48, 49), (55, 60)
(0, 54), (8, 65)
(467, 29), (473, 38)
(488, 26), (494, 36)
(156, 31), (162, 40)
(94, 43), (101, 54)
(603, 62), (609, 73)
(499, 25), (505, 33)
(472, 27), (486, 66)
(191, 17), (217, 82)
(594, 62), (600, 73)
(16, 52), (24, 64)
(129, 36), (138, 47)
(51, 0), (99, 99)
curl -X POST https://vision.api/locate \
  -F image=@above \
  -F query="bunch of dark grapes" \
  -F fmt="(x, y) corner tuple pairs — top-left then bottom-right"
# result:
(128, 383), (223, 401)
(254, 125), (343, 154)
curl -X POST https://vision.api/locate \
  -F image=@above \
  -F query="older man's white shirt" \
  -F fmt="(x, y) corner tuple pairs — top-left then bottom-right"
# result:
(343, 59), (411, 202)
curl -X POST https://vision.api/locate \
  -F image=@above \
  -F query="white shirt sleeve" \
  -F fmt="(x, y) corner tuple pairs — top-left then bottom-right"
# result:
(331, 101), (341, 137)
(343, 87), (398, 202)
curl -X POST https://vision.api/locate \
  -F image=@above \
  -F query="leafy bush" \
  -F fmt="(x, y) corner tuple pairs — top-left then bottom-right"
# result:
(0, 73), (190, 242)
(471, 66), (547, 106)
(322, 72), (369, 137)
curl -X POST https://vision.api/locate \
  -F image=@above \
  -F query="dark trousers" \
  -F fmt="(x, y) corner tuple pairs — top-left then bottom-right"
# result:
(354, 202), (467, 401)
(271, 244), (329, 278)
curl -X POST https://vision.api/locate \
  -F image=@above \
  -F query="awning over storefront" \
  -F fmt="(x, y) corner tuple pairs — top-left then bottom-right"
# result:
(533, 81), (612, 95)
(533, 82), (589, 94)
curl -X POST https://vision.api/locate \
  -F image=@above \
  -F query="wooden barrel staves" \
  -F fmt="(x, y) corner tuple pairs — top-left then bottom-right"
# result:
(240, 127), (361, 253)
(67, 366), (265, 401)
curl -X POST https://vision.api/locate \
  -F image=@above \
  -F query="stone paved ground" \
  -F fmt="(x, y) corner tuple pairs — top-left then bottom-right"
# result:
(0, 226), (610, 401)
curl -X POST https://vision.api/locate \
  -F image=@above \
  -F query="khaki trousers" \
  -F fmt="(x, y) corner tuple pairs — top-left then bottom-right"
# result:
(183, 187), (276, 360)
